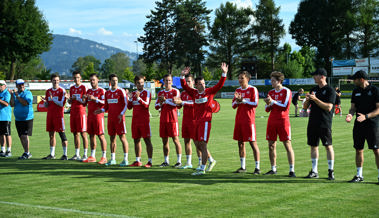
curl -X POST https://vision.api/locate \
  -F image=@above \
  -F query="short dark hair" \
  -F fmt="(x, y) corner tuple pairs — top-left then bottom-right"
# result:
(72, 70), (81, 76)
(89, 73), (99, 78)
(239, 71), (251, 81)
(134, 75), (145, 83)
(270, 71), (284, 83)
(163, 74), (172, 80)
(195, 76), (204, 84)
(109, 74), (118, 81)
(185, 74), (194, 81)
(51, 74), (60, 81)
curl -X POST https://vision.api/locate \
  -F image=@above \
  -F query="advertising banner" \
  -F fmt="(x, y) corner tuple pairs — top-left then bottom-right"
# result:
(333, 67), (352, 76)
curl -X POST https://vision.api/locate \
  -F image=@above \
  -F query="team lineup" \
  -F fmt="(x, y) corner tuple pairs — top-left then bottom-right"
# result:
(0, 64), (378, 182)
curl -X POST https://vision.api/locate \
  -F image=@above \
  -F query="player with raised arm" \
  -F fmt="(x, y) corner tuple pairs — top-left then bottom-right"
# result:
(128, 76), (153, 168)
(67, 71), (89, 161)
(232, 71), (261, 174)
(95, 74), (129, 166)
(180, 63), (227, 175)
(155, 74), (182, 168)
(82, 73), (108, 164)
(42, 74), (69, 160)
(264, 71), (296, 177)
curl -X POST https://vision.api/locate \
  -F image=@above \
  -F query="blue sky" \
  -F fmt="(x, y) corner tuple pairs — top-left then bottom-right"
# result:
(35, 0), (300, 53)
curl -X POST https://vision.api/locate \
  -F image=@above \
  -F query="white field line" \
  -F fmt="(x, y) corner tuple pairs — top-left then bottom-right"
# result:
(0, 201), (139, 218)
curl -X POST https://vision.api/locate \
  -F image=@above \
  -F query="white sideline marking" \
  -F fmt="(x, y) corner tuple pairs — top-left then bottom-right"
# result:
(0, 201), (138, 218)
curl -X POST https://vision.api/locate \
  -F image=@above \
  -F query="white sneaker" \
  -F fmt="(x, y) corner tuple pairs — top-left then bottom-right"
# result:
(206, 160), (216, 172)
(191, 170), (205, 176)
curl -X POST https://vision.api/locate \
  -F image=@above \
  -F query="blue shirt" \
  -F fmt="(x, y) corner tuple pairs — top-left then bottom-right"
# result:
(13, 89), (34, 121)
(0, 89), (12, 121)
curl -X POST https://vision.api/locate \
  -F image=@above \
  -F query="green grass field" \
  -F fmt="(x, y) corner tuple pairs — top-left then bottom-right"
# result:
(0, 98), (378, 217)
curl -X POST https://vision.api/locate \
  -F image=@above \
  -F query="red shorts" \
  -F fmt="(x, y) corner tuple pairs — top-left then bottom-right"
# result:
(266, 121), (291, 141)
(182, 121), (195, 139)
(70, 112), (87, 133)
(194, 121), (211, 143)
(87, 115), (105, 135)
(132, 121), (151, 139)
(159, 122), (179, 138)
(46, 115), (65, 132)
(233, 122), (256, 142)
(107, 116), (127, 136)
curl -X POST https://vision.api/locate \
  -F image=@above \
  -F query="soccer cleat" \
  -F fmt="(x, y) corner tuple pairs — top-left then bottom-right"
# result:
(60, 155), (68, 160)
(69, 155), (81, 161)
(264, 170), (277, 175)
(253, 168), (261, 175)
(348, 175), (363, 183)
(191, 170), (205, 176)
(18, 153), (32, 160)
(0, 151), (4, 157)
(82, 156), (96, 163)
(159, 162), (170, 167)
(144, 162), (152, 168)
(288, 171), (296, 178)
(233, 167), (246, 173)
(119, 160), (129, 167)
(81, 155), (88, 161)
(129, 161), (142, 167)
(328, 169), (335, 180)
(105, 159), (117, 166)
(42, 154), (55, 160)
(305, 170), (319, 178)
(98, 157), (108, 164)
(206, 160), (216, 172)
(4, 151), (11, 157)
(179, 165), (193, 169)
(196, 165), (202, 171)
(174, 162), (182, 168)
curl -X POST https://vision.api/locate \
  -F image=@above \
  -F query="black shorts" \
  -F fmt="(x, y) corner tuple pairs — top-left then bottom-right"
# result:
(353, 122), (379, 150)
(15, 120), (33, 137)
(307, 126), (332, 146)
(0, 121), (11, 136)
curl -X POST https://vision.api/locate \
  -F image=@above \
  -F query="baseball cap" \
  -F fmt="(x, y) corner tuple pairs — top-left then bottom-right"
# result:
(16, 79), (25, 85)
(0, 80), (6, 86)
(310, 68), (327, 76)
(348, 70), (368, 80)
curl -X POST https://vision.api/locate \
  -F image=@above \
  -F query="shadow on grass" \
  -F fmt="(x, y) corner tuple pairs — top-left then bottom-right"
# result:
(0, 158), (376, 185)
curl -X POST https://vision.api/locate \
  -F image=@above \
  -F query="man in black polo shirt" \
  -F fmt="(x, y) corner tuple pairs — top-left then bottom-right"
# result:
(303, 68), (336, 180)
(346, 70), (379, 183)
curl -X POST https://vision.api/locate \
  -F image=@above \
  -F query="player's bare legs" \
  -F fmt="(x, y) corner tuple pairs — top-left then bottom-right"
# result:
(162, 137), (169, 161)
(249, 141), (261, 173)
(267, 140), (277, 172)
(49, 132), (56, 148)
(134, 138), (142, 158)
(283, 140), (295, 174)
(143, 137), (153, 160)
(110, 135), (117, 154)
(172, 136), (182, 166)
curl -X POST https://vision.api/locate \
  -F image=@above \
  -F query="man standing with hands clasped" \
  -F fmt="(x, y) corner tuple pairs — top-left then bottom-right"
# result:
(303, 68), (336, 180)
(346, 70), (379, 184)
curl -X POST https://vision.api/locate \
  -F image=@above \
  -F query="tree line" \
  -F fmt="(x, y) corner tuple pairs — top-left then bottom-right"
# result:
(0, 0), (377, 80)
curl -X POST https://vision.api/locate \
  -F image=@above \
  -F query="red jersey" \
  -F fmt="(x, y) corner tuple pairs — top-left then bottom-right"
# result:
(103, 88), (128, 119)
(127, 89), (151, 124)
(45, 87), (66, 118)
(181, 90), (194, 124)
(69, 84), (87, 114)
(155, 88), (180, 123)
(265, 87), (292, 122)
(86, 87), (106, 117)
(181, 75), (226, 122)
(232, 85), (259, 124)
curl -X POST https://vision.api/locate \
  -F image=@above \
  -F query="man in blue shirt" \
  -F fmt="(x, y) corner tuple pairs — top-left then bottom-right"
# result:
(10, 79), (34, 159)
(0, 80), (12, 157)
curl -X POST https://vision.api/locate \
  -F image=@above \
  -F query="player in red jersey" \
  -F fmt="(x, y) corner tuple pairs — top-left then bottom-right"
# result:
(95, 74), (129, 166)
(180, 63), (228, 175)
(42, 74), (68, 160)
(82, 73), (108, 164)
(127, 76), (153, 168)
(173, 74), (201, 169)
(67, 71), (89, 161)
(155, 74), (183, 168)
(264, 71), (296, 177)
(232, 71), (261, 174)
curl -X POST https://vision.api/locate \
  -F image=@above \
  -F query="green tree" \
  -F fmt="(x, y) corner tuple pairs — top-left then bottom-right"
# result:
(356, 0), (379, 57)
(202, 67), (212, 81)
(252, 0), (285, 71)
(101, 53), (131, 79)
(132, 58), (147, 76)
(36, 68), (51, 80)
(71, 56), (101, 74)
(0, 0), (53, 79)
(121, 67), (135, 82)
(83, 62), (96, 79)
(208, 2), (253, 79)
(299, 46), (316, 77)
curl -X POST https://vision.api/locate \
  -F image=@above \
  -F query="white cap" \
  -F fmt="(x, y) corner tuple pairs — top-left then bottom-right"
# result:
(0, 80), (6, 86)
(16, 79), (25, 85)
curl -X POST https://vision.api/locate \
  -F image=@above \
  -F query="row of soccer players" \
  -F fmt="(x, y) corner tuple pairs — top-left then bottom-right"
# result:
(41, 65), (379, 180)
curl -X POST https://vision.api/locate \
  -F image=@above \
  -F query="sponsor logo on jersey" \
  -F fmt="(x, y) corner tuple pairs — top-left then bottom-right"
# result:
(195, 97), (208, 104)
(322, 90), (326, 95)
(73, 94), (81, 99)
(108, 99), (118, 104)
(355, 93), (361, 96)
(368, 91), (372, 96)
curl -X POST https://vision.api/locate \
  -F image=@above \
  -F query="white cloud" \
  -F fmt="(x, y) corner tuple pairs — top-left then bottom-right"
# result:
(122, 32), (133, 37)
(231, 0), (253, 9)
(98, 27), (113, 36)
(68, 28), (82, 35)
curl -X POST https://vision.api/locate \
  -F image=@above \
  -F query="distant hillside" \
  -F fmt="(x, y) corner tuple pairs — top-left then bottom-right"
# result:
(40, 34), (137, 76)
